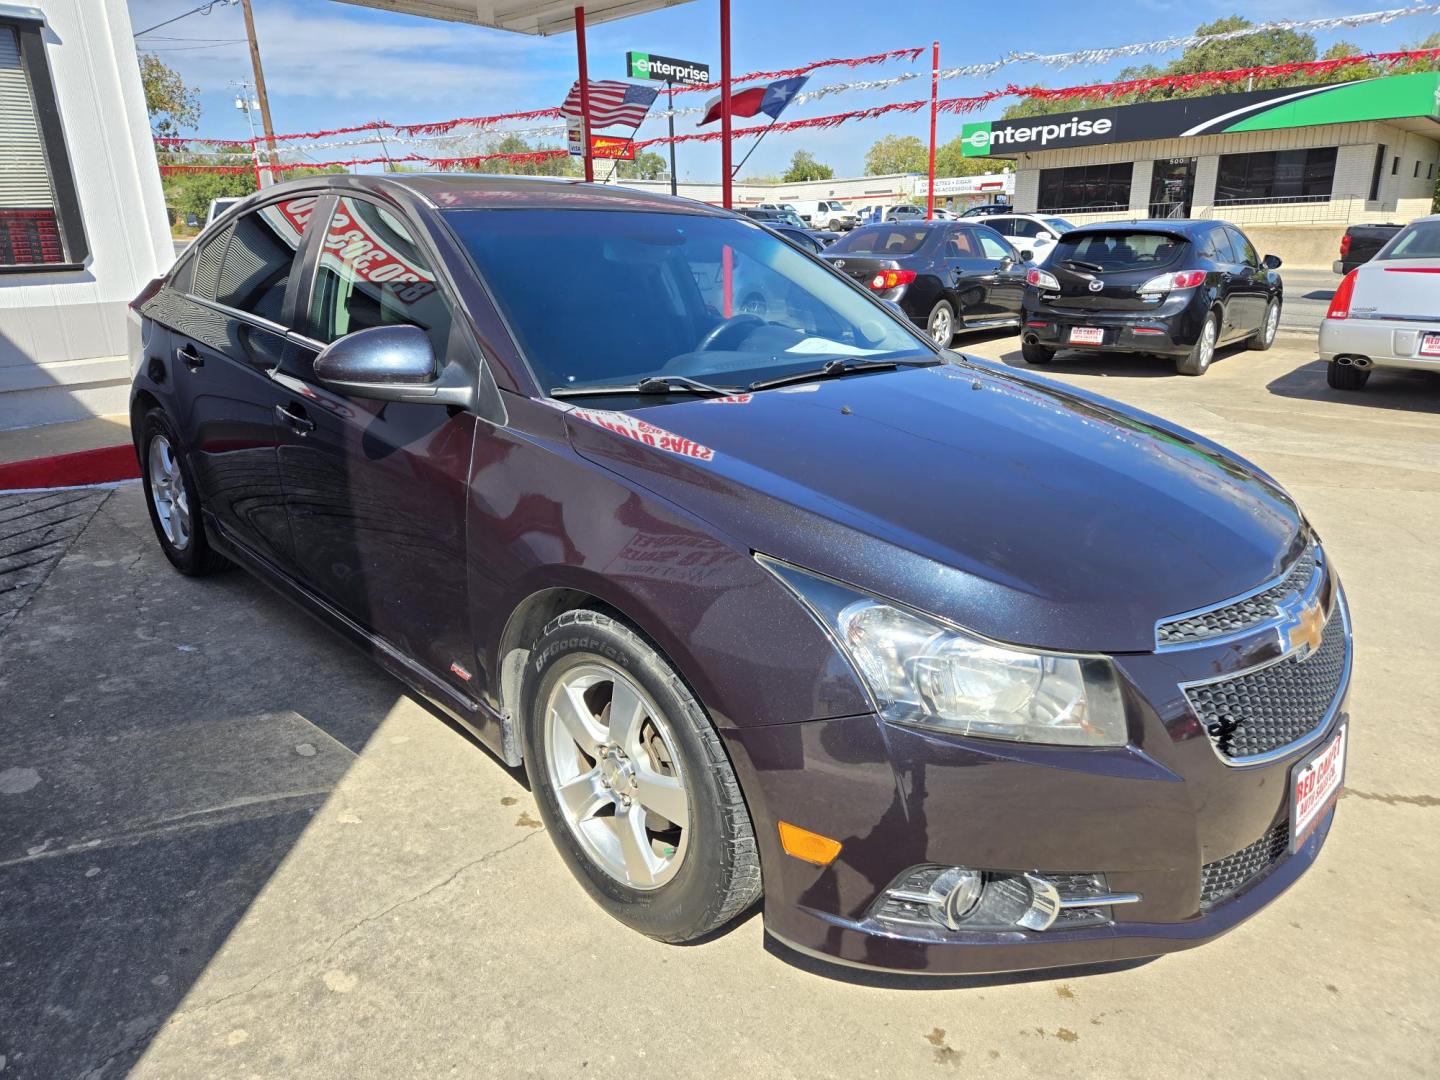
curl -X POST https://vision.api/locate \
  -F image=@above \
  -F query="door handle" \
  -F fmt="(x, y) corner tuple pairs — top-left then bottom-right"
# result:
(274, 403), (316, 436)
(176, 343), (203, 370)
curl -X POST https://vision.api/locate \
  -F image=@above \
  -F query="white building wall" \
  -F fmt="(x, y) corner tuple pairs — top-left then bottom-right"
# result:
(0, 0), (172, 430)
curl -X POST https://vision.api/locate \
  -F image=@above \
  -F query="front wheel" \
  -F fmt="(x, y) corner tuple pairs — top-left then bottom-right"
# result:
(522, 610), (761, 943)
(1176, 311), (1219, 376)
(1249, 299), (1281, 351)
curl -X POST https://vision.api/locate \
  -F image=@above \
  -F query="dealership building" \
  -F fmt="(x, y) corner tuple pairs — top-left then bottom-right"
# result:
(959, 73), (1440, 257)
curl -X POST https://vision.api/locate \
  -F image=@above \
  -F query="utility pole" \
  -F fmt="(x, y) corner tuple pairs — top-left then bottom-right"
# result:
(239, 0), (279, 185)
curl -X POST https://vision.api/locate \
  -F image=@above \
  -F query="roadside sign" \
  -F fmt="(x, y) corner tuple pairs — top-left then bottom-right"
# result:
(626, 51), (710, 85)
(589, 135), (635, 160)
(567, 116), (584, 156)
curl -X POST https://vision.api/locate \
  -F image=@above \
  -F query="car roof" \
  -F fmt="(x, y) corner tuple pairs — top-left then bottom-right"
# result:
(1061, 219), (1220, 236)
(246, 173), (731, 216)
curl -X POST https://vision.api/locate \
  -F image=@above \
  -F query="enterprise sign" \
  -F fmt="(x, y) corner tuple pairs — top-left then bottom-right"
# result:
(961, 73), (1440, 157)
(627, 51), (710, 86)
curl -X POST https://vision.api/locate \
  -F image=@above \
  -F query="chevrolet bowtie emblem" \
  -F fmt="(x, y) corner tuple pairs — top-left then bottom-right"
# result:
(1278, 595), (1324, 659)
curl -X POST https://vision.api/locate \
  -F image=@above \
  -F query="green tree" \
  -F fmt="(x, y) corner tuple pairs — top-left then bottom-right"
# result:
(613, 150), (668, 181)
(466, 133), (581, 178)
(139, 53), (201, 137)
(781, 150), (835, 182)
(1002, 15), (1323, 119)
(864, 133), (927, 175)
(161, 162), (256, 224)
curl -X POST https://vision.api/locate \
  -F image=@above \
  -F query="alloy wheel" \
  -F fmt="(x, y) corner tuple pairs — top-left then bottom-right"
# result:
(1198, 318), (1217, 368)
(929, 307), (952, 344)
(1265, 302), (1280, 345)
(543, 660), (690, 890)
(148, 434), (191, 551)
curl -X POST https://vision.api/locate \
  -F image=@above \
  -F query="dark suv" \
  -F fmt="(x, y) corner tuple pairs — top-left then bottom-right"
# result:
(129, 176), (1349, 975)
(1021, 220), (1283, 375)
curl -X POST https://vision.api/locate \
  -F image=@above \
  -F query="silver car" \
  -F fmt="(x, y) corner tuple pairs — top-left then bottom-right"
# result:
(1319, 215), (1440, 390)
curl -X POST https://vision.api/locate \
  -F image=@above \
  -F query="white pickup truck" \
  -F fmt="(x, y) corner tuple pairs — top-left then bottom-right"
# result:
(790, 200), (857, 231)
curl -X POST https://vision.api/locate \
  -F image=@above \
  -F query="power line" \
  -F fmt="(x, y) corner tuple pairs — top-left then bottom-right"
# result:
(134, 0), (239, 39)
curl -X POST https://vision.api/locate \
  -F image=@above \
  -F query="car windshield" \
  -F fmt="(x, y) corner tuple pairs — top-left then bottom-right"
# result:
(824, 202), (847, 211)
(1052, 230), (1185, 272)
(444, 209), (931, 393)
(1044, 218), (1075, 231)
(829, 227), (930, 255)
(1376, 220), (1440, 261)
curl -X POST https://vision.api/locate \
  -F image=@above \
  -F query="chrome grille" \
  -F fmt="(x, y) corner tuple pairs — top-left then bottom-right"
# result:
(1184, 610), (1347, 762)
(1200, 820), (1288, 908)
(1157, 546), (1317, 647)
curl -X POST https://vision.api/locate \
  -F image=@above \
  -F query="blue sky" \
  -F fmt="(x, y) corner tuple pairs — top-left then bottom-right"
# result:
(127, 0), (1440, 178)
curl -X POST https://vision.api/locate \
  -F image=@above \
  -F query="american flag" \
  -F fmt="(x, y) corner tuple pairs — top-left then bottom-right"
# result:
(560, 80), (659, 128)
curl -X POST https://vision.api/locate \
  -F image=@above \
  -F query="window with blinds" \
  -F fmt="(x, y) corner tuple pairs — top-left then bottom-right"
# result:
(0, 23), (65, 267)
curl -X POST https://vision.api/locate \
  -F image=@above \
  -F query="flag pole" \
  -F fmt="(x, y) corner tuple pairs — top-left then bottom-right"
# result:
(575, 6), (593, 184)
(927, 40), (939, 220)
(730, 112), (778, 179)
(719, 0), (732, 209)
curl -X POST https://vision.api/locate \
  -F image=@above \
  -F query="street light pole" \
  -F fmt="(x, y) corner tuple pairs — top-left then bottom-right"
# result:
(239, 0), (278, 185)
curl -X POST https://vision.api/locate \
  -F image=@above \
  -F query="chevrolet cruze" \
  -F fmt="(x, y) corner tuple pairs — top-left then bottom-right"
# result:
(129, 176), (1350, 974)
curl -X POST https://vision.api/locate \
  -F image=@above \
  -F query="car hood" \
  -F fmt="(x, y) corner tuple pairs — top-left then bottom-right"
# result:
(562, 359), (1303, 653)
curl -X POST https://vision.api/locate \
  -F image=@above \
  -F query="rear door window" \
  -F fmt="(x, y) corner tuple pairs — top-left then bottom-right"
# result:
(829, 227), (930, 255)
(1054, 231), (1185, 272)
(214, 199), (317, 323)
(1010, 219), (1043, 239)
(944, 228), (976, 257)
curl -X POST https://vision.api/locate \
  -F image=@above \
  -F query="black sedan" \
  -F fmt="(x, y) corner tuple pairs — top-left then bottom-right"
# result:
(1021, 220), (1283, 376)
(824, 221), (1031, 345)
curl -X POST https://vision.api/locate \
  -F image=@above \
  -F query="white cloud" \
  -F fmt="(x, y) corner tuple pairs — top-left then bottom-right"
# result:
(131, 0), (573, 108)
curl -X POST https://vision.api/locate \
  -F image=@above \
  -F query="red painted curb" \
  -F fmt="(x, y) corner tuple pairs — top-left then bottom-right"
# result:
(0, 444), (140, 490)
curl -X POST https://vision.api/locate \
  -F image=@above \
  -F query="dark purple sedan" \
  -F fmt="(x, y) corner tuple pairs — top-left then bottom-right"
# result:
(128, 175), (1350, 975)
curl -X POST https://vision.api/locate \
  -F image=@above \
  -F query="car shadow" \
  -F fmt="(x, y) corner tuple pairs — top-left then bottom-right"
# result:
(762, 933), (1156, 989)
(974, 336), (1251, 379)
(1266, 359), (1440, 414)
(0, 487), (529, 1078)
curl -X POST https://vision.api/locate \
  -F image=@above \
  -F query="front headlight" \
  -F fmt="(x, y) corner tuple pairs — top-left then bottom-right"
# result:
(760, 557), (1128, 747)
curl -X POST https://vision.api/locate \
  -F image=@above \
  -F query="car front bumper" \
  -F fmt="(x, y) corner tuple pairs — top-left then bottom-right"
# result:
(724, 617), (1349, 975)
(1319, 316), (1440, 371)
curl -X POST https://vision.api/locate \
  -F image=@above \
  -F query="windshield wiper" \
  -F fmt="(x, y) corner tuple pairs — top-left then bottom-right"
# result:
(549, 374), (738, 399)
(746, 354), (939, 392)
(1061, 258), (1106, 273)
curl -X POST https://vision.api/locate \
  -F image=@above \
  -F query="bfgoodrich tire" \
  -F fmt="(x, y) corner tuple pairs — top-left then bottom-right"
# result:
(1327, 360), (1371, 390)
(521, 609), (761, 943)
(138, 408), (230, 576)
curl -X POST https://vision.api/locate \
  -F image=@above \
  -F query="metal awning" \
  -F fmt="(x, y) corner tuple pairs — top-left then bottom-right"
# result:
(331, 0), (693, 35)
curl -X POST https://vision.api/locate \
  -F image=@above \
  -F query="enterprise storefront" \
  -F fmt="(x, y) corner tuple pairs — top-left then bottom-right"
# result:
(960, 73), (1440, 232)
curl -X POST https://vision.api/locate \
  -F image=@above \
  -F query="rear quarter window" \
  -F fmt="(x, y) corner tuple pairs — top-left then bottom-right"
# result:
(1054, 231), (1186, 272)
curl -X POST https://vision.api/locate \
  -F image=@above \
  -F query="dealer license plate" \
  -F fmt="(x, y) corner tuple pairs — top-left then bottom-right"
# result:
(1419, 332), (1440, 357)
(1290, 724), (1346, 853)
(1069, 326), (1105, 346)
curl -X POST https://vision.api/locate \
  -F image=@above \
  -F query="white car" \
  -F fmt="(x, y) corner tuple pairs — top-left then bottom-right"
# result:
(1319, 214), (1440, 390)
(977, 214), (1075, 264)
(791, 200), (857, 231)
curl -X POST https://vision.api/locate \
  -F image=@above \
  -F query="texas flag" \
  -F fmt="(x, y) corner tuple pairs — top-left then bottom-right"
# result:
(698, 75), (808, 126)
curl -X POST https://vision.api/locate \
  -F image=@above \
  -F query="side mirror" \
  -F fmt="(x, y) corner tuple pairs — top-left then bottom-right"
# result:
(1262, 253), (1282, 270)
(1018, 249), (1035, 263)
(313, 324), (472, 408)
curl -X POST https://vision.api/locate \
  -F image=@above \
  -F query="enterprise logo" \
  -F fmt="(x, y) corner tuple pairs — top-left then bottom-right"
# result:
(961, 116), (1114, 156)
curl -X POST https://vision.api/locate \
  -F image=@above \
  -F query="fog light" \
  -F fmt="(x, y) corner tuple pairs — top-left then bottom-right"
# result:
(871, 866), (1142, 935)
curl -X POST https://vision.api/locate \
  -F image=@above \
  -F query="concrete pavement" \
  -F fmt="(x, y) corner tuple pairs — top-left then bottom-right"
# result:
(1, 336), (1437, 1078)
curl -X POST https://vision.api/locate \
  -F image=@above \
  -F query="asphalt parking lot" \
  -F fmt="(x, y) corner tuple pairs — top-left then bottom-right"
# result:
(1, 332), (1438, 1079)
